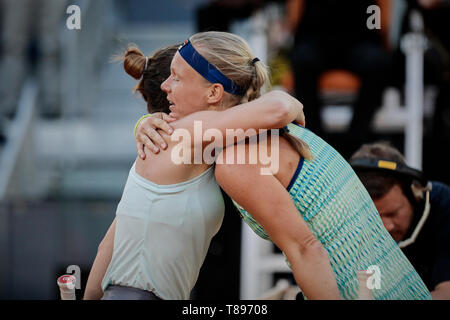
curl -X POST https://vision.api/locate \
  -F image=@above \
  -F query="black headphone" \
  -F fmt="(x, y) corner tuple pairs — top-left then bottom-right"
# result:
(349, 157), (432, 248)
(349, 158), (428, 187)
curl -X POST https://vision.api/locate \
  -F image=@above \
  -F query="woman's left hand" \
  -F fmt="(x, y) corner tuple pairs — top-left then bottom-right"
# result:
(136, 112), (176, 159)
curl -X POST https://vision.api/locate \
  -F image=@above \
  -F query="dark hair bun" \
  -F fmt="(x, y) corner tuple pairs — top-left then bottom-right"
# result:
(124, 46), (146, 80)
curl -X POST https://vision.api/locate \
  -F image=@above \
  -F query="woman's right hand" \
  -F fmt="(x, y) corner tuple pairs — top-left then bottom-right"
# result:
(276, 90), (306, 127)
(294, 100), (306, 127)
(136, 112), (176, 159)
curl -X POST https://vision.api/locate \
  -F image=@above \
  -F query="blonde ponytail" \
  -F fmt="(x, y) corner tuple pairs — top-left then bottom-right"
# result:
(283, 132), (314, 161)
(240, 59), (269, 104)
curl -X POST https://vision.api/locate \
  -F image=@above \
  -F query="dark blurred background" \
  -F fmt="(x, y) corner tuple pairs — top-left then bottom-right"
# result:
(0, 0), (448, 300)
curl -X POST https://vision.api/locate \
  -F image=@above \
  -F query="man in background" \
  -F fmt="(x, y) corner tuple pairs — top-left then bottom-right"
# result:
(350, 142), (450, 299)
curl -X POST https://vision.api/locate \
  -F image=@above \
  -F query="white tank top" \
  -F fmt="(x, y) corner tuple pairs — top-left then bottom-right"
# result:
(101, 161), (224, 299)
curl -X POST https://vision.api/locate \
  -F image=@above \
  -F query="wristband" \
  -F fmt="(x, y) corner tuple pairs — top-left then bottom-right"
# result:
(134, 114), (152, 137)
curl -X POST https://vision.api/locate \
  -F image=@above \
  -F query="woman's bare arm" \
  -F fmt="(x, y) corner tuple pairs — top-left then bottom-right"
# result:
(215, 153), (341, 300)
(182, 89), (303, 135)
(136, 90), (305, 158)
(83, 218), (116, 300)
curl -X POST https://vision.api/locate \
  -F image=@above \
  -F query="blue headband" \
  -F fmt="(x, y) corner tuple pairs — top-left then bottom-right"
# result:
(178, 40), (246, 96)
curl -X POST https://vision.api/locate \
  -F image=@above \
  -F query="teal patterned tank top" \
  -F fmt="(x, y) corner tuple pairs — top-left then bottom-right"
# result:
(234, 123), (432, 300)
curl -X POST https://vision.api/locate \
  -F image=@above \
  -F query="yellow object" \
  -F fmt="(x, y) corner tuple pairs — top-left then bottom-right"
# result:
(377, 160), (397, 170)
(134, 114), (152, 137)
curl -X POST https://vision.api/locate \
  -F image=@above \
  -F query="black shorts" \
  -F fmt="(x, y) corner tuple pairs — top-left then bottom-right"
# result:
(102, 285), (162, 300)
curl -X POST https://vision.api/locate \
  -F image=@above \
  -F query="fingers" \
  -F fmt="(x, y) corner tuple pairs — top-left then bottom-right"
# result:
(137, 132), (160, 154)
(151, 112), (165, 119)
(151, 112), (175, 123)
(296, 117), (306, 127)
(136, 141), (146, 160)
(142, 125), (168, 150)
(296, 102), (306, 127)
(136, 142), (153, 160)
(143, 145), (153, 159)
(135, 114), (174, 157)
(153, 117), (174, 136)
(162, 113), (177, 123)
